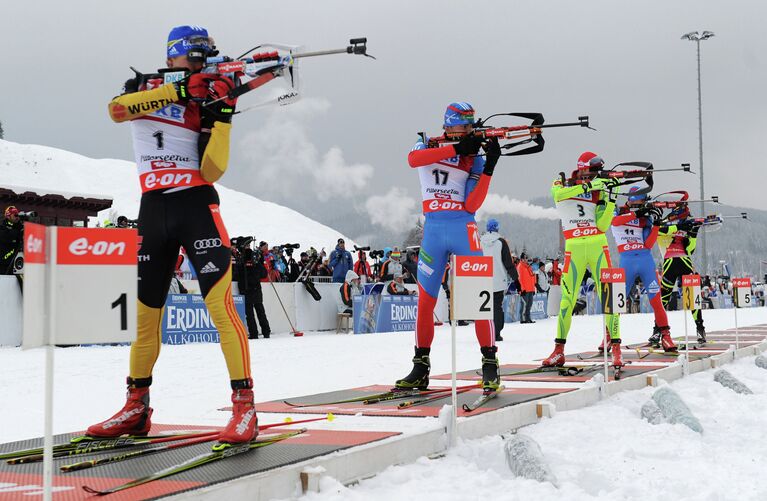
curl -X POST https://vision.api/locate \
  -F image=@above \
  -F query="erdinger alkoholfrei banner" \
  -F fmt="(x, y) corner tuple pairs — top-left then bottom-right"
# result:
(161, 294), (247, 344)
(502, 292), (549, 322)
(352, 294), (418, 334)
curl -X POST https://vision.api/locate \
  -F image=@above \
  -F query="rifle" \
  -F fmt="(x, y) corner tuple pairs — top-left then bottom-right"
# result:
(658, 213), (723, 228)
(419, 113), (592, 157)
(134, 38), (373, 113)
(559, 163), (693, 196)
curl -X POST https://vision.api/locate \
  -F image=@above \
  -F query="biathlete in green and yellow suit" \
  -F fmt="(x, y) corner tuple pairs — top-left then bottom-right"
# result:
(542, 152), (623, 368)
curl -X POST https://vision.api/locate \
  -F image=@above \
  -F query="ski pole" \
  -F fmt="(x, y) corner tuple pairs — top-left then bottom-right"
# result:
(266, 272), (303, 337)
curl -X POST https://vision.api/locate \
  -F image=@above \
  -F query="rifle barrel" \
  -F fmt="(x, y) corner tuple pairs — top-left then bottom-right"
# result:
(293, 48), (351, 59)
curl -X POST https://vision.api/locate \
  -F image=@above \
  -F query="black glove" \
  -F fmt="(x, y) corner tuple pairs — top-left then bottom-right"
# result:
(453, 134), (483, 156)
(606, 180), (620, 204)
(482, 137), (501, 176)
(649, 207), (664, 220)
(201, 76), (237, 124)
(123, 68), (145, 94)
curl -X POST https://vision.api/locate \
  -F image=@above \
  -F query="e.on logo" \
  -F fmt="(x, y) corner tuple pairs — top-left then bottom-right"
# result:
(24, 223), (47, 264)
(455, 256), (493, 277)
(600, 268), (625, 283)
(26, 234), (43, 254)
(69, 238), (126, 256)
(57, 227), (137, 266)
(461, 260), (487, 273)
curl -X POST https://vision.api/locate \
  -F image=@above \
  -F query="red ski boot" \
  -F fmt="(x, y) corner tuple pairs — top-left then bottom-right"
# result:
(611, 342), (624, 368)
(659, 327), (677, 352)
(597, 332), (612, 353)
(542, 342), (566, 367)
(218, 383), (258, 446)
(86, 379), (152, 437)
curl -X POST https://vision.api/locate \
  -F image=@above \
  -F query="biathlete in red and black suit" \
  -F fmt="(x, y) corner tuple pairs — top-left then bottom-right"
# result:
(87, 25), (257, 448)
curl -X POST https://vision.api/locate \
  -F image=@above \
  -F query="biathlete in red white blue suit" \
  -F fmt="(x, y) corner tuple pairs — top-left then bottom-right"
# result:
(394, 102), (502, 392)
(610, 187), (676, 352)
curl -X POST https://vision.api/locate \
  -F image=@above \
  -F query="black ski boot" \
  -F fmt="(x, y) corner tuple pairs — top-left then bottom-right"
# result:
(696, 323), (706, 344)
(648, 324), (661, 348)
(480, 346), (501, 392)
(395, 347), (431, 390)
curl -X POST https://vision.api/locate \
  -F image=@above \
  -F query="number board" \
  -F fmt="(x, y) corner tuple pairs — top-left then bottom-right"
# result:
(681, 274), (702, 311)
(23, 226), (138, 348)
(599, 267), (626, 315)
(732, 278), (752, 308)
(451, 255), (493, 321)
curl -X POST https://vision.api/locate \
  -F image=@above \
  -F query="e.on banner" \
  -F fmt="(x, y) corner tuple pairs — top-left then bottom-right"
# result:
(600, 268), (625, 284)
(24, 223), (46, 264)
(454, 255), (493, 277)
(56, 227), (137, 265)
(733, 278), (751, 289)
(682, 274), (701, 287)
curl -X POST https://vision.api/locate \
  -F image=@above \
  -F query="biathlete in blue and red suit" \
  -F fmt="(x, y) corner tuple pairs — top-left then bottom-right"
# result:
(394, 102), (502, 392)
(610, 187), (676, 353)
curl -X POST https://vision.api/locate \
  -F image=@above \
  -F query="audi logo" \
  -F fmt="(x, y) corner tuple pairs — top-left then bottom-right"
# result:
(194, 238), (222, 250)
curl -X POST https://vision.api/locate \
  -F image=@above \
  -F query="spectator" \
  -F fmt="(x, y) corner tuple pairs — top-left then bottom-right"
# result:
(353, 248), (373, 283)
(385, 272), (415, 296)
(550, 258), (562, 286)
(298, 252), (311, 276)
(259, 241), (273, 282)
(271, 246), (286, 280)
(380, 247), (403, 281)
(237, 246), (271, 339)
(481, 219), (518, 342)
(337, 270), (361, 314)
(314, 258), (333, 277)
(329, 238), (353, 283)
(535, 261), (550, 295)
(0, 206), (23, 275)
(402, 250), (418, 284)
(516, 252), (536, 323)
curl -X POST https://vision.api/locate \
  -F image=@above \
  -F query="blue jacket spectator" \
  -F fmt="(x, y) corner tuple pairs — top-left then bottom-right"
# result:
(329, 238), (354, 283)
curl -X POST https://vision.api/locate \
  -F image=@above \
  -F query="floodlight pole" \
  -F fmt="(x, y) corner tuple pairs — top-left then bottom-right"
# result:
(682, 30), (714, 275)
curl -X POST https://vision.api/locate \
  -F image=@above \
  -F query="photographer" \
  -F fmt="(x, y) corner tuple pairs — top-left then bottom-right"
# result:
(402, 250), (418, 284)
(281, 244), (301, 282)
(329, 238), (353, 283)
(1, 206), (23, 275)
(353, 246), (373, 283)
(369, 249), (385, 279)
(233, 238), (271, 339)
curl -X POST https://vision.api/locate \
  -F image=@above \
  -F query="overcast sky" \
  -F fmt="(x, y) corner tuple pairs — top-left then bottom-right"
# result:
(2, 0), (765, 240)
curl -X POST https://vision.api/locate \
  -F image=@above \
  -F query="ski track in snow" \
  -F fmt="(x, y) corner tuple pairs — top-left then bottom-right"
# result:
(0, 308), (765, 500)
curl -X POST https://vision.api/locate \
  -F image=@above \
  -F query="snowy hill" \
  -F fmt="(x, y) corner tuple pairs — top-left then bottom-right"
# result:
(0, 140), (351, 251)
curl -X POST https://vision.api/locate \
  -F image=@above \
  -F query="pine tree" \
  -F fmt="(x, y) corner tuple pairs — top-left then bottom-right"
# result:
(0, 120), (4, 140)
(403, 219), (424, 247)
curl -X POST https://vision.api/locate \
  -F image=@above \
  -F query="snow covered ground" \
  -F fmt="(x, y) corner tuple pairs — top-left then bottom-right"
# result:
(0, 307), (764, 500)
(300, 353), (767, 501)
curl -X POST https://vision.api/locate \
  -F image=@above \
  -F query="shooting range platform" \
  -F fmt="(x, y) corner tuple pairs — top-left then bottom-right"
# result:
(0, 424), (398, 500)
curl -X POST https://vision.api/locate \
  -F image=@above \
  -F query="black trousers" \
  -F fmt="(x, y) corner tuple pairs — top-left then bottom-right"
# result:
(493, 291), (505, 338)
(243, 285), (270, 337)
(521, 291), (534, 322)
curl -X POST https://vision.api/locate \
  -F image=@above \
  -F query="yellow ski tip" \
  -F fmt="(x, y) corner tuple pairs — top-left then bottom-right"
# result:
(283, 417), (294, 423)
(326, 413), (335, 422)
